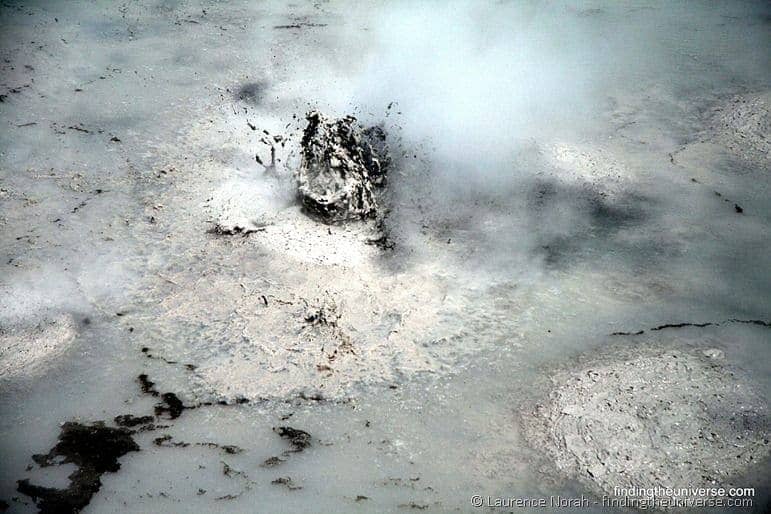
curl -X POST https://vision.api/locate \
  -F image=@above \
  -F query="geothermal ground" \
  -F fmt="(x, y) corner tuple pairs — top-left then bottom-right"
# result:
(1, 1), (770, 513)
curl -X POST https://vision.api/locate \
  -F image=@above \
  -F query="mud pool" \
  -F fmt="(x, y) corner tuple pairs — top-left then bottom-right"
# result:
(1, 1), (770, 513)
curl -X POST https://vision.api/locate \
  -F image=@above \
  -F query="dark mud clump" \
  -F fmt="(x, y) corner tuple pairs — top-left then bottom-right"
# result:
(154, 392), (185, 419)
(137, 373), (158, 396)
(135, 374), (186, 419)
(297, 111), (390, 222)
(261, 456), (286, 467)
(17, 422), (139, 514)
(207, 222), (265, 236)
(271, 476), (302, 490)
(273, 426), (312, 452)
(114, 414), (154, 428)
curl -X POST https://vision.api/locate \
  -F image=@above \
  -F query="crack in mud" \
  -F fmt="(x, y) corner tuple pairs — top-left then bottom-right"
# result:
(153, 435), (242, 454)
(610, 318), (770, 336)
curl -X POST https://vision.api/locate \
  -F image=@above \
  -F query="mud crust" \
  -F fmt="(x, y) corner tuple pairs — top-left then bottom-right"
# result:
(524, 344), (770, 505)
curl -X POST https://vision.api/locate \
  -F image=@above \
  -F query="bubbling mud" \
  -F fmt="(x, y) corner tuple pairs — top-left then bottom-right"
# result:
(297, 111), (390, 222)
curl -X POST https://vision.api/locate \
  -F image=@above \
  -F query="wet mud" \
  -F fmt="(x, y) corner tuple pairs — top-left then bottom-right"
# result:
(297, 111), (390, 222)
(17, 423), (139, 514)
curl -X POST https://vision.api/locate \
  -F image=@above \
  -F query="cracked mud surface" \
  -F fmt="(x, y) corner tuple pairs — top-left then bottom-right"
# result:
(524, 343), (770, 503)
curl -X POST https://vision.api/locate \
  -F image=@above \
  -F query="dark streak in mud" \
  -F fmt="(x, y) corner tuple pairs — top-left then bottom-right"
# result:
(154, 435), (242, 454)
(215, 493), (241, 501)
(141, 346), (177, 364)
(610, 318), (771, 336)
(114, 414), (154, 427)
(651, 322), (715, 331)
(729, 318), (771, 327)
(66, 124), (91, 134)
(137, 372), (250, 417)
(153, 434), (187, 448)
(298, 391), (326, 402)
(17, 422), (139, 514)
(610, 330), (645, 336)
(141, 346), (199, 372)
(399, 502), (430, 510)
(273, 23), (327, 29)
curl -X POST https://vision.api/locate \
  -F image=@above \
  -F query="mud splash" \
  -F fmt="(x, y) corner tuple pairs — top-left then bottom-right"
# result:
(297, 111), (390, 222)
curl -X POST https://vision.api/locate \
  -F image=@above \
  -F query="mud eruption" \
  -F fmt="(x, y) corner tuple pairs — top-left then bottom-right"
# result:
(297, 111), (390, 222)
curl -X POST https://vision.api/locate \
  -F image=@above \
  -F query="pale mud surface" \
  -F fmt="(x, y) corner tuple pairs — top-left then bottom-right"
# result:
(0, 314), (77, 379)
(1, 1), (771, 513)
(129, 107), (528, 403)
(525, 342), (769, 502)
(707, 92), (770, 166)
